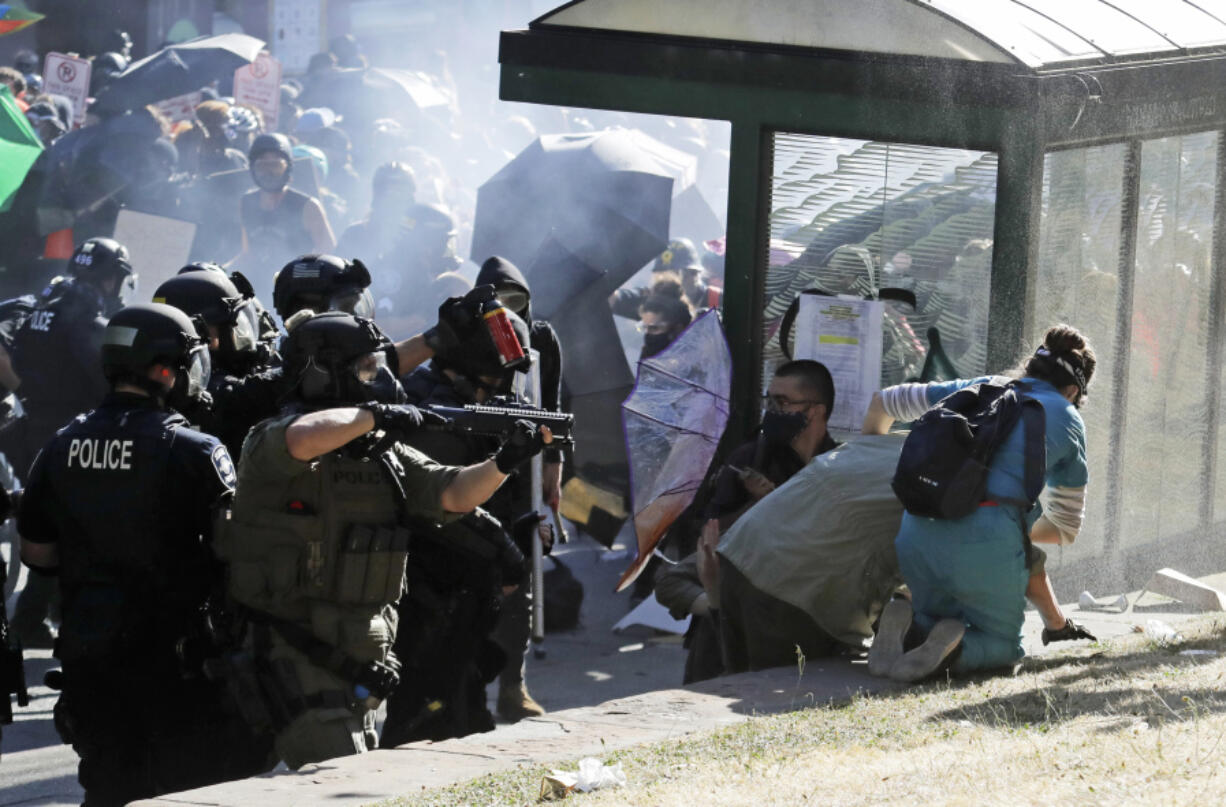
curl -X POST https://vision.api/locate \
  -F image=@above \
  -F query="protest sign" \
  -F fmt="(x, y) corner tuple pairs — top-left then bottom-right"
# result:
(113, 210), (197, 297)
(234, 52), (282, 132)
(153, 91), (204, 125)
(43, 52), (91, 127)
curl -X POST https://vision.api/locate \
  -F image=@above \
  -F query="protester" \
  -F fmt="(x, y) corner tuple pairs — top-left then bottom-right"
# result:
(233, 133), (336, 303)
(637, 287), (693, 361)
(863, 324), (1096, 682)
(0, 68), (29, 111)
(657, 361), (839, 680)
(611, 239), (712, 319)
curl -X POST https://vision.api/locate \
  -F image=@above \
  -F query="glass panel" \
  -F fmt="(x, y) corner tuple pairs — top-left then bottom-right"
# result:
(1104, 0), (1226, 48)
(1012, 0), (1175, 55)
(1121, 132), (1217, 547)
(1032, 144), (1127, 558)
(930, 0), (1103, 65)
(764, 133), (997, 405)
(1187, 0), (1226, 25)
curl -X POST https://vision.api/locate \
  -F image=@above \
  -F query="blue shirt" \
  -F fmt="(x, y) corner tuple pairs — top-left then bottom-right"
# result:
(924, 376), (1088, 503)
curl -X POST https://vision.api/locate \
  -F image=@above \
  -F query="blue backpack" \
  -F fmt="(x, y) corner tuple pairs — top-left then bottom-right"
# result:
(891, 379), (1046, 520)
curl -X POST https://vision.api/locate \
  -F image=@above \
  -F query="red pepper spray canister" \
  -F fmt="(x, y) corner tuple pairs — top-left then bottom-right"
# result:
(482, 296), (528, 369)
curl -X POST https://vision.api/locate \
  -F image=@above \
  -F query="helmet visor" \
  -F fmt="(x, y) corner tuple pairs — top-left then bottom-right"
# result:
(330, 288), (375, 320)
(349, 350), (388, 385)
(118, 273), (139, 307)
(230, 301), (259, 354)
(186, 343), (211, 399)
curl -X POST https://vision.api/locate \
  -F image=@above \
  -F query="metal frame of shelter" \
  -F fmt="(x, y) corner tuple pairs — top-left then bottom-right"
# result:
(498, 0), (1226, 583)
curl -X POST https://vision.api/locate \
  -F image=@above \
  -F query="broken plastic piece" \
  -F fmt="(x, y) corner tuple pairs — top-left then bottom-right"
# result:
(541, 758), (627, 800)
(1078, 590), (1128, 613)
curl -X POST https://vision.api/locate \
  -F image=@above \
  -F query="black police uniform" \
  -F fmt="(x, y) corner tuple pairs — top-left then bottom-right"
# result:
(379, 364), (530, 747)
(17, 393), (271, 805)
(11, 278), (110, 470)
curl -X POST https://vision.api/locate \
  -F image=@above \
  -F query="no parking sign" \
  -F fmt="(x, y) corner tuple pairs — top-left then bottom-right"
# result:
(42, 52), (91, 127)
(234, 52), (282, 132)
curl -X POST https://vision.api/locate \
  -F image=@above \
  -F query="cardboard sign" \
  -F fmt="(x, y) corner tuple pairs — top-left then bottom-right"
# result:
(42, 52), (92, 127)
(112, 209), (197, 297)
(153, 90), (204, 125)
(233, 52), (282, 132)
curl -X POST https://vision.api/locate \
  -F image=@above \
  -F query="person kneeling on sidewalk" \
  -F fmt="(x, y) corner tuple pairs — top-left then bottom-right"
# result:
(864, 325), (1097, 682)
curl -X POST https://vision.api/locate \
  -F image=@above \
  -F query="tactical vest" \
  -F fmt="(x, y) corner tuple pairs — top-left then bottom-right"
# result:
(219, 449), (409, 628)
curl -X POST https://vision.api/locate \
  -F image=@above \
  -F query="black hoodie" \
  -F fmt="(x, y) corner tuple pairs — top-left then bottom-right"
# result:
(476, 256), (563, 462)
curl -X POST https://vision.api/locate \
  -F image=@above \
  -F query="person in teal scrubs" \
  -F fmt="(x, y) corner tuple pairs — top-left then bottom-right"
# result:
(863, 324), (1096, 681)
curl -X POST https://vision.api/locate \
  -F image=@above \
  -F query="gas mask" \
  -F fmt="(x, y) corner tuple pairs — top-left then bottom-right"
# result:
(349, 350), (404, 404)
(165, 341), (212, 412)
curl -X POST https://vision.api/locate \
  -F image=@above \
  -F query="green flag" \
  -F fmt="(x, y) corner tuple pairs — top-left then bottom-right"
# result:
(0, 84), (42, 213)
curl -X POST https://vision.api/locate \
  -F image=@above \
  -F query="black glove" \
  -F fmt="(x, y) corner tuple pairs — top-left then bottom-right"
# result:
(360, 403), (448, 437)
(1041, 618), (1097, 645)
(494, 419), (548, 474)
(423, 286), (487, 355)
(512, 512), (553, 557)
(494, 530), (527, 585)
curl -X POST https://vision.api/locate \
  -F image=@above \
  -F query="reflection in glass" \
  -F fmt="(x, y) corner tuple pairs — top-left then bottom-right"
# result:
(764, 134), (997, 394)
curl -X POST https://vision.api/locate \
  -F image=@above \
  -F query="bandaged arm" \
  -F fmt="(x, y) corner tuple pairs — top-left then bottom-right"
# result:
(1034, 485), (1086, 546)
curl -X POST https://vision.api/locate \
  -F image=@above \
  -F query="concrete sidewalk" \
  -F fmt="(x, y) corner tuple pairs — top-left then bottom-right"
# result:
(134, 577), (1213, 807)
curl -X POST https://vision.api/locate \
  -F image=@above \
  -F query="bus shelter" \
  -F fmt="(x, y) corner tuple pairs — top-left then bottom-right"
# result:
(499, 0), (1226, 585)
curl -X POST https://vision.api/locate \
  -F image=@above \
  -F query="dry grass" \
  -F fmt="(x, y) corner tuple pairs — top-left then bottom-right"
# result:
(386, 616), (1226, 807)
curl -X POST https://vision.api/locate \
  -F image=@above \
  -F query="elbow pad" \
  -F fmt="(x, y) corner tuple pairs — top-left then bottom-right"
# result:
(1044, 486), (1086, 546)
(879, 383), (932, 422)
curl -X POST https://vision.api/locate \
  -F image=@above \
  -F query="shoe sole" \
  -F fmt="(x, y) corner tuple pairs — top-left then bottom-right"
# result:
(868, 599), (913, 677)
(889, 618), (965, 683)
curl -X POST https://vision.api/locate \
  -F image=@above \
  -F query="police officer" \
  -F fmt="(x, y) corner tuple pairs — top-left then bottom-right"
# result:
(152, 270), (275, 456)
(9, 237), (135, 647)
(17, 303), (270, 805)
(381, 301), (549, 745)
(273, 253), (375, 324)
(217, 311), (550, 768)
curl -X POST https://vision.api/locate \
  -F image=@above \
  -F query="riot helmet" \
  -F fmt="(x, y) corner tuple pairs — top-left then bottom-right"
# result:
(68, 237), (136, 315)
(153, 272), (261, 374)
(177, 261), (228, 277)
(273, 254), (374, 322)
(248, 132), (294, 192)
(102, 303), (211, 410)
(281, 311), (400, 405)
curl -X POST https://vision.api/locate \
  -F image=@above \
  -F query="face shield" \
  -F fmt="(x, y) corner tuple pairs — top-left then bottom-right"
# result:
(104, 272), (138, 316)
(347, 350), (403, 404)
(229, 300), (259, 355)
(330, 288), (375, 320)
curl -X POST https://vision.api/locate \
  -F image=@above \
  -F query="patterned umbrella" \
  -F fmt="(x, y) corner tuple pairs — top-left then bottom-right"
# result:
(0, 4), (42, 37)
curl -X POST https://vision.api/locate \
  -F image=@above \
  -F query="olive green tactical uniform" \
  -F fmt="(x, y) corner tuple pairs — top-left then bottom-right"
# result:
(217, 414), (459, 768)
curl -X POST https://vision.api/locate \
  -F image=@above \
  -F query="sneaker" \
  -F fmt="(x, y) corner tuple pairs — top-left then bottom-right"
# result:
(867, 598), (913, 677)
(889, 618), (965, 683)
(1041, 618), (1096, 646)
(497, 683), (545, 723)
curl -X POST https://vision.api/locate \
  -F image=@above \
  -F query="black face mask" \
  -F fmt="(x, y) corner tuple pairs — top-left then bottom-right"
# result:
(641, 332), (673, 359)
(761, 410), (807, 447)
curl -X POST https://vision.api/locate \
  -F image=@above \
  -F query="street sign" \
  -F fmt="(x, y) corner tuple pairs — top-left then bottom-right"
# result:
(233, 52), (282, 132)
(42, 52), (91, 127)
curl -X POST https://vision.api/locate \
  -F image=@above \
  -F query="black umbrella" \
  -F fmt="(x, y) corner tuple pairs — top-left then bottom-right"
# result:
(471, 130), (675, 310)
(93, 33), (265, 114)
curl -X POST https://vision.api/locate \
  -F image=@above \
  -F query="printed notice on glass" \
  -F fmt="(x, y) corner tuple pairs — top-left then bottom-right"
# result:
(794, 295), (884, 432)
